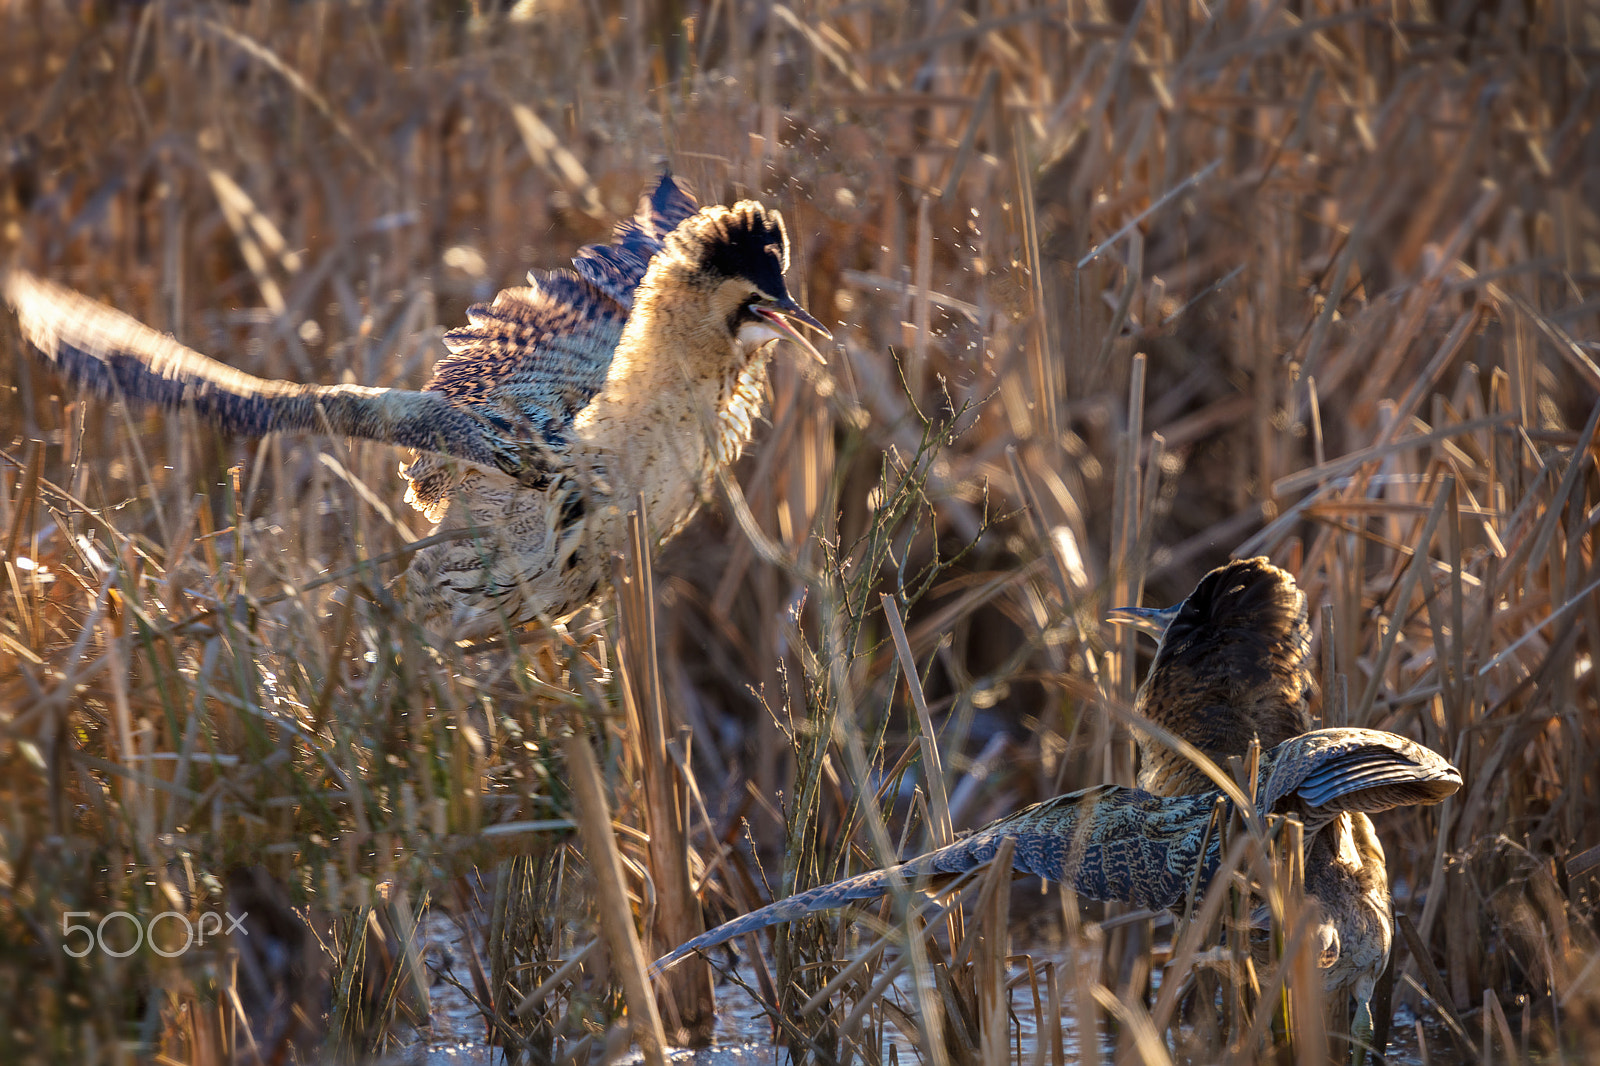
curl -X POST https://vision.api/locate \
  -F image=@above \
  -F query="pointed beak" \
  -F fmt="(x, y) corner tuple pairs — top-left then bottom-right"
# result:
(1104, 604), (1182, 640)
(754, 295), (832, 366)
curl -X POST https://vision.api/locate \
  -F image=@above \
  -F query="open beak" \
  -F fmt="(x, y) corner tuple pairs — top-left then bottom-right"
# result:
(1104, 603), (1182, 640)
(754, 295), (832, 366)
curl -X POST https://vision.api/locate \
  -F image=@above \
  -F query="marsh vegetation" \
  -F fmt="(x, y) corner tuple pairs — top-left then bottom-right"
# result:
(1, 0), (1597, 1062)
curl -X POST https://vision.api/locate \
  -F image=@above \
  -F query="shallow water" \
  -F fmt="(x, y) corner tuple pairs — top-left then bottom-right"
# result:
(387, 913), (1463, 1065)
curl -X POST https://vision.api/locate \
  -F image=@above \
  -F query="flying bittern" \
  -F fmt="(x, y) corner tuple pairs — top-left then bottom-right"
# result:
(653, 727), (1460, 974)
(6, 174), (829, 638)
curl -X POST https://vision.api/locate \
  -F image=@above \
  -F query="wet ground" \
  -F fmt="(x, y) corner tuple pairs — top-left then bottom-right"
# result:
(384, 913), (1463, 1065)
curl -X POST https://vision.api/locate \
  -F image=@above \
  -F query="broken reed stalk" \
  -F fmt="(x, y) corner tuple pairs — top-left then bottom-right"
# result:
(882, 591), (953, 849)
(615, 501), (713, 1045)
(561, 729), (667, 1066)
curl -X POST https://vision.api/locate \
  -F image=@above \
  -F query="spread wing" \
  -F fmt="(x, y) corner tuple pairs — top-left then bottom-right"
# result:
(654, 725), (1463, 975)
(571, 173), (701, 307)
(403, 173), (700, 516)
(425, 172), (698, 414)
(1262, 727), (1462, 828)
(6, 172), (703, 523)
(653, 785), (1224, 974)
(4, 270), (501, 469)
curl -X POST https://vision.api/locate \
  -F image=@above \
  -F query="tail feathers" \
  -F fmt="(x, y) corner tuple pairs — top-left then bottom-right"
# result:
(7, 270), (501, 468)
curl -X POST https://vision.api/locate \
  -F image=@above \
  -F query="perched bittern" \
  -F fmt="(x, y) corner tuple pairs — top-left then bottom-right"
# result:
(653, 727), (1460, 968)
(656, 559), (1461, 1065)
(6, 174), (828, 637)
(1111, 557), (1429, 1061)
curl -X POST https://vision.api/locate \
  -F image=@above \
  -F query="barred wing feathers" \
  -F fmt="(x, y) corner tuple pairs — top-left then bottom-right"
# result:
(1263, 728), (1463, 821)
(5, 270), (500, 468)
(571, 173), (701, 307)
(403, 173), (700, 517)
(653, 785), (1224, 973)
(426, 173), (699, 413)
(8, 173), (703, 524)
(655, 728), (1460, 975)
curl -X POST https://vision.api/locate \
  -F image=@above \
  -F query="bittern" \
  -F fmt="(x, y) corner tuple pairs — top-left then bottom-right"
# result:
(653, 727), (1460, 974)
(656, 559), (1460, 1064)
(1109, 557), (1427, 1061)
(6, 174), (828, 638)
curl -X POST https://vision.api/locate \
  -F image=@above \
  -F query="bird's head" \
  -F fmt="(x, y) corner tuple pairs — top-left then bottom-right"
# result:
(1105, 557), (1307, 657)
(663, 200), (831, 365)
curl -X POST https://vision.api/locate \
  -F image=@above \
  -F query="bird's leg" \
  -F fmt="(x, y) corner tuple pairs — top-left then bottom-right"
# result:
(1348, 992), (1375, 1066)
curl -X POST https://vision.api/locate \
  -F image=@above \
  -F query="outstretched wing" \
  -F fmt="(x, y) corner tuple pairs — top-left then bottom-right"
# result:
(5, 270), (501, 469)
(7, 173), (703, 523)
(1262, 727), (1462, 827)
(425, 172), (698, 416)
(571, 172), (701, 307)
(653, 785), (1223, 974)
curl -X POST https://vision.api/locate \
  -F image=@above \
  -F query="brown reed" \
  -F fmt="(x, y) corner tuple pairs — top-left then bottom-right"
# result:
(1, 0), (1595, 1063)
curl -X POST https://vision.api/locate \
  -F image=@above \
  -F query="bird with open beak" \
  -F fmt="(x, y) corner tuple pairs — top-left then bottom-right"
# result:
(6, 174), (831, 637)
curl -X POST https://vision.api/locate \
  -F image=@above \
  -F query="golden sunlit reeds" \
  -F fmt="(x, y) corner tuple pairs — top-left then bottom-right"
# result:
(2, 0), (1597, 1063)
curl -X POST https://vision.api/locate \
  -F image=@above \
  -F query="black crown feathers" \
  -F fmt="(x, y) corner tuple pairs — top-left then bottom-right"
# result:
(697, 202), (791, 299)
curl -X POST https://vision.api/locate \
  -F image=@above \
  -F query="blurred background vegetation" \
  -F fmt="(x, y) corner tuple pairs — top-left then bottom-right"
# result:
(1, 0), (1597, 1062)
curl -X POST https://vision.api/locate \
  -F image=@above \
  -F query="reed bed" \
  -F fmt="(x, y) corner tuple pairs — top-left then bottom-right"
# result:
(1, 0), (1596, 1062)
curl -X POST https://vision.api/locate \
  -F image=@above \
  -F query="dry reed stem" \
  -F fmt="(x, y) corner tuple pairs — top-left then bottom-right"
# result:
(882, 592), (954, 850)
(616, 504), (715, 1045)
(562, 728), (667, 1066)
